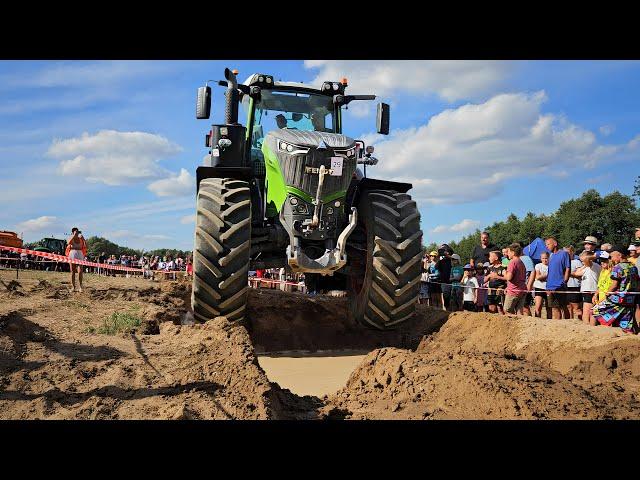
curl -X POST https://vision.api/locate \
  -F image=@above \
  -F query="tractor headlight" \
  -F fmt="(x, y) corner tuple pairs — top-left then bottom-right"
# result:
(333, 83), (339, 91)
(278, 141), (309, 155)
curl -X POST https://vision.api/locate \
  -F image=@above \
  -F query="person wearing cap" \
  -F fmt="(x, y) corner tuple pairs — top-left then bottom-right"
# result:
(483, 251), (506, 314)
(461, 264), (479, 311)
(627, 244), (638, 266)
(488, 243), (528, 315)
(592, 245), (640, 334)
(595, 251), (612, 304)
(573, 250), (601, 326)
(580, 236), (599, 255)
(426, 251), (442, 308)
(527, 251), (550, 318)
(449, 253), (464, 311)
(544, 237), (571, 320)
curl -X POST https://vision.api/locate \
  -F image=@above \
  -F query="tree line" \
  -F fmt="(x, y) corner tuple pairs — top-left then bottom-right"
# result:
(425, 188), (640, 264)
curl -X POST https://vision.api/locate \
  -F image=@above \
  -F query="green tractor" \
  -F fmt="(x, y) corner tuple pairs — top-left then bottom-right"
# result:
(191, 68), (423, 329)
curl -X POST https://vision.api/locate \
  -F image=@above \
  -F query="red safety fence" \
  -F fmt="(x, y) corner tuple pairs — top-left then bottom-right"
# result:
(0, 245), (184, 276)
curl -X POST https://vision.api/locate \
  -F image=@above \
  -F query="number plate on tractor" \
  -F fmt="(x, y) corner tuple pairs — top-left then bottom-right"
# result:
(330, 157), (343, 176)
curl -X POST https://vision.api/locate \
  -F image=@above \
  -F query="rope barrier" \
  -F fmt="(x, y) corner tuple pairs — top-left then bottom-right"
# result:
(423, 279), (640, 296)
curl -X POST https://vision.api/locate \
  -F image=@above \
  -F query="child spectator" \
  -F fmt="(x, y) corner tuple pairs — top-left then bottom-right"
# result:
(528, 251), (550, 318)
(450, 253), (464, 311)
(475, 264), (487, 312)
(461, 264), (478, 311)
(574, 251), (601, 326)
(595, 252), (613, 303)
(484, 251), (506, 314)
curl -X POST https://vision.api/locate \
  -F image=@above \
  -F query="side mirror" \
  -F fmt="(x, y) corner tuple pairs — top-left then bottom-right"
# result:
(196, 86), (211, 119)
(376, 102), (390, 135)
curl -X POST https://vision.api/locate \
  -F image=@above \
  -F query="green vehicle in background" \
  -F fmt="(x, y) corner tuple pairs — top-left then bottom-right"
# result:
(191, 68), (422, 330)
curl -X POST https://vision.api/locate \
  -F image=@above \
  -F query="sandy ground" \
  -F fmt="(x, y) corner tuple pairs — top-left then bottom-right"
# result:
(1, 269), (639, 420)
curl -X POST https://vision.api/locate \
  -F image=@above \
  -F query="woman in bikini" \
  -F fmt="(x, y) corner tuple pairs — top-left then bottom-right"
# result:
(66, 227), (87, 292)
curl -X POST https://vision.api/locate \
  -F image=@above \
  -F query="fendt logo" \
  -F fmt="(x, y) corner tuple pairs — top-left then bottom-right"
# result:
(305, 166), (334, 175)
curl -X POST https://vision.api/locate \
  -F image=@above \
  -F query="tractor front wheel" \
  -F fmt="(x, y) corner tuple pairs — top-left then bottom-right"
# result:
(191, 178), (251, 323)
(348, 190), (423, 330)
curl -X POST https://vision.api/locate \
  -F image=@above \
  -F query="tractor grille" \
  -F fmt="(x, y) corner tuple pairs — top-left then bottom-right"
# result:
(277, 148), (356, 198)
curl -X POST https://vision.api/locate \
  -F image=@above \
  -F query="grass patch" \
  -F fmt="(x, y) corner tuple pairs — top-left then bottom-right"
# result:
(93, 312), (142, 335)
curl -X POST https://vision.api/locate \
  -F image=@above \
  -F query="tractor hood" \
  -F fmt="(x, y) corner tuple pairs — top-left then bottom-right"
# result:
(269, 129), (354, 149)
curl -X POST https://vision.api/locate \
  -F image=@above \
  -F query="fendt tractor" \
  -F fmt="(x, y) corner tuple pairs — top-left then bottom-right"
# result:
(191, 68), (423, 329)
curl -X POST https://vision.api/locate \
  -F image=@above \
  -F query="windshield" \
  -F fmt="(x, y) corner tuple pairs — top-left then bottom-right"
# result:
(245, 89), (336, 149)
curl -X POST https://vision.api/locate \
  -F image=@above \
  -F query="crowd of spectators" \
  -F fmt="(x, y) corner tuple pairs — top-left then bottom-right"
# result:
(0, 250), (194, 279)
(248, 268), (306, 293)
(420, 228), (640, 334)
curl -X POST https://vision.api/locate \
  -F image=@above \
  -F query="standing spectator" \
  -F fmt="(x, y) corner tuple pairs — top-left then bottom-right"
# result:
(470, 231), (495, 268)
(628, 244), (638, 266)
(544, 237), (571, 320)
(427, 251), (442, 308)
(475, 263), (488, 312)
(484, 251), (506, 314)
(595, 252), (613, 303)
(519, 248), (535, 316)
(565, 245), (583, 320)
(436, 245), (453, 311)
(66, 227), (87, 293)
(461, 264), (478, 311)
(592, 245), (640, 334)
(492, 243), (528, 315)
(528, 251), (550, 318)
(574, 251), (601, 326)
(449, 253), (464, 311)
(419, 264), (430, 305)
(580, 236), (599, 255)
(501, 248), (510, 267)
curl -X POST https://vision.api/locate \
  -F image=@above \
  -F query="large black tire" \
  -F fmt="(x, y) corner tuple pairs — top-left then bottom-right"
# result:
(348, 190), (423, 330)
(192, 178), (251, 323)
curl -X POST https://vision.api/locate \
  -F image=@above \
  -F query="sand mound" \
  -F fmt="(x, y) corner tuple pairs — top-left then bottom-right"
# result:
(325, 311), (640, 419)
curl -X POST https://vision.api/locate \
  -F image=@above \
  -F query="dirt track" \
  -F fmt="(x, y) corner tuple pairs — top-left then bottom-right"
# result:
(1, 270), (639, 419)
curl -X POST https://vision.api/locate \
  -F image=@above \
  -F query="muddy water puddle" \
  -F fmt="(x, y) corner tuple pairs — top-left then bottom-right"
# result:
(257, 350), (368, 397)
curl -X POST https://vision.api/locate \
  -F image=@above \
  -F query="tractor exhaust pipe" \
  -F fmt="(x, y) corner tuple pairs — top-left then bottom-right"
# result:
(224, 68), (240, 124)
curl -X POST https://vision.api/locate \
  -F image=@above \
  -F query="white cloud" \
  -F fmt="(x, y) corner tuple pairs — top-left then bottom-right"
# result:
(16, 215), (60, 233)
(599, 124), (615, 136)
(147, 168), (194, 197)
(431, 219), (481, 234)
(48, 130), (182, 186)
(103, 230), (171, 241)
(180, 214), (196, 224)
(361, 91), (629, 205)
(304, 60), (512, 102)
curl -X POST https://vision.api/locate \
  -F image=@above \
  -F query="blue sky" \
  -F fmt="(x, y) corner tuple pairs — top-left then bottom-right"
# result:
(0, 60), (638, 251)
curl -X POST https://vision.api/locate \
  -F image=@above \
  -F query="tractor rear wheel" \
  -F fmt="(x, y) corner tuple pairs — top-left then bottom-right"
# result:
(348, 190), (423, 329)
(192, 178), (251, 323)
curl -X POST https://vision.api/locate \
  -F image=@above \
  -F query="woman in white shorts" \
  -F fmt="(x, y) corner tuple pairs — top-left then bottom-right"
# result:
(67, 227), (86, 292)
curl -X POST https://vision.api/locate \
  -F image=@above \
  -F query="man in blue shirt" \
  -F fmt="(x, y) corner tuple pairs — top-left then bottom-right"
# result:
(544, 237), (571, 319)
